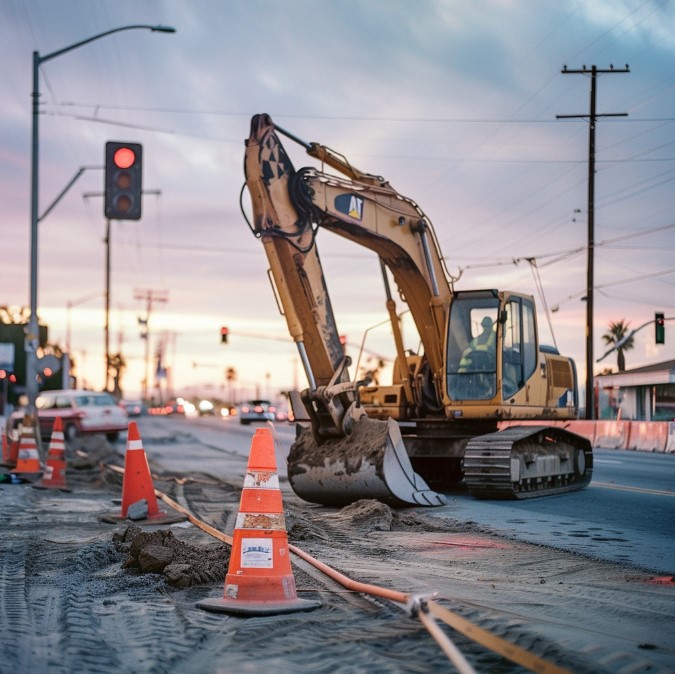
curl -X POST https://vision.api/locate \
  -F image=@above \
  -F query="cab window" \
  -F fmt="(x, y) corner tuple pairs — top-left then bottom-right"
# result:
(446, 295), (499, 401)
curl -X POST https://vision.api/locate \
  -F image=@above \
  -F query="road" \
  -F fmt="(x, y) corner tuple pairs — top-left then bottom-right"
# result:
(148, 415), (675, 575)
(2, 413), (674, 673)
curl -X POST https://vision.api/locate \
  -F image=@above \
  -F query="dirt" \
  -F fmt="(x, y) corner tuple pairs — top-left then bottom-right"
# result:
(288, 417), (390, 475)
(1, 431), (674, 674)
(113, 526), (230, 588)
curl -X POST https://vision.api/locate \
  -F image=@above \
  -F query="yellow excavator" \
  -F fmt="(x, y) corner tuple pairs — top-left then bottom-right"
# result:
(242, 113), (592, 507)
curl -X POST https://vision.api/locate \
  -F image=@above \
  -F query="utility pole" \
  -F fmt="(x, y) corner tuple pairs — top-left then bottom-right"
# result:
(557, 64), (629, 419)
(134, 288), (168, 400)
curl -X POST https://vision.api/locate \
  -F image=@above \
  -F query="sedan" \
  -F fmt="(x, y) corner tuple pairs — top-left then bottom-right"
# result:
(239, 400), (276, 425)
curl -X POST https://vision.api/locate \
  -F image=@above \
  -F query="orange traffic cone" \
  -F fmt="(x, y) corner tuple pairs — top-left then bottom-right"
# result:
(100, 422), (185, 525)
(33, 417), (71, 491)
(197, 427), (321, 615)
(1, 430), (9, 465)
(11, 422), (43, 482)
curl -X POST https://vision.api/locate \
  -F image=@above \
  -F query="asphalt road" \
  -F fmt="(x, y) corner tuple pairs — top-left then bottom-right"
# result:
(2, 413), (673, 674)
(146, 415), (675, 575)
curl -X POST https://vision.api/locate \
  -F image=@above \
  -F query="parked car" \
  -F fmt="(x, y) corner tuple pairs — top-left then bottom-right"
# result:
(8, 389), (128, 443)
(239, 399), (276, 425)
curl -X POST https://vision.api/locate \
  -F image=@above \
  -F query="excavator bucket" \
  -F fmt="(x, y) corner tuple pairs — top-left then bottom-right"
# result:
(287, 417), (446, 507)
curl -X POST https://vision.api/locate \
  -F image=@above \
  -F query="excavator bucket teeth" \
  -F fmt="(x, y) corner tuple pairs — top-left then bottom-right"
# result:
(287, 418), (446, 507)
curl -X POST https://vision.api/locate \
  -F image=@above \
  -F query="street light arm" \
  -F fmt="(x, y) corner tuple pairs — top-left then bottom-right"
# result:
(596, 319), (654, 363)
(37, 25), (176, 65)
(596, 329), (637, 363)
(38, 165), (102, 222)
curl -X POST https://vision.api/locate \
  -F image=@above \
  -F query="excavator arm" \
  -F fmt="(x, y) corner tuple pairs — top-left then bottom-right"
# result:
(245, 114), (452, 415)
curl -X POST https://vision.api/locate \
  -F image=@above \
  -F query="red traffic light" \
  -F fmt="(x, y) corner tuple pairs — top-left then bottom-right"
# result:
(113, 146), (136, 169)
(220, 326), (229, 343)
(105, 141), (143, 220)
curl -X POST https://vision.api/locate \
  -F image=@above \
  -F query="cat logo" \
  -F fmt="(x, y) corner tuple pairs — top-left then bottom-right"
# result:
(334, 194), (364, 221)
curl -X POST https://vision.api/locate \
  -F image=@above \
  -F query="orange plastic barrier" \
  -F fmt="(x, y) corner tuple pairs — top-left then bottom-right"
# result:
(497, 419), (671, 452)
(562, 420), (596, 445)
(593, 421), (629, 450)
(666, 423), (675, 454)
(627, 421), (668, 453)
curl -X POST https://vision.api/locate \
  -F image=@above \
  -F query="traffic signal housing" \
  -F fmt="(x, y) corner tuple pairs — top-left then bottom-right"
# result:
(220, 327), (229, 344)
(105, 141), (143, 220)
(655, 312), (665, 344)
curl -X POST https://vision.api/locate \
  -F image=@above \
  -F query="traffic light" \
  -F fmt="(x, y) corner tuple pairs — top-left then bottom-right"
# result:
(220, 326), (229, 344)
(105, 141), (143, 220)
(655, 312), (665, 344)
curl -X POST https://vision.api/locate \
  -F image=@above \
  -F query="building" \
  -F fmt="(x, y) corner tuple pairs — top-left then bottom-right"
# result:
(596, 359), (675, 422)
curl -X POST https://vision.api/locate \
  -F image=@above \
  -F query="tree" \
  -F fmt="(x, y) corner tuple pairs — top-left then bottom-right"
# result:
(601, 319), (634, 372)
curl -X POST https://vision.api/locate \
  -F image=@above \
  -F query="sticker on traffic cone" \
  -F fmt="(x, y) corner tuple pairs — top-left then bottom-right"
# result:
(33, 417), (71, 492)
(10, 422), (43, 482)
(197, 427), (321, 615)
(100, 422), (185, 525)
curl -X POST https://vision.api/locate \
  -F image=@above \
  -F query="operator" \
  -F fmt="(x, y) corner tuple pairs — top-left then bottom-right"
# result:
(459, 316), (496, 372)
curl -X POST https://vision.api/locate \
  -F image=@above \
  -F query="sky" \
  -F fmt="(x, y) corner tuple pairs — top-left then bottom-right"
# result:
(1, 0), (674, 402)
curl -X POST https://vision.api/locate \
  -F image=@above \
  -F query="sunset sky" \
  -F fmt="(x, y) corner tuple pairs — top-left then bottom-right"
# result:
(1, 0), (674, 402)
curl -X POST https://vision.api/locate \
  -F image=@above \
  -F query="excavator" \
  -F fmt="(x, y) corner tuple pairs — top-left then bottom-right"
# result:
(241, 113), (592, 507)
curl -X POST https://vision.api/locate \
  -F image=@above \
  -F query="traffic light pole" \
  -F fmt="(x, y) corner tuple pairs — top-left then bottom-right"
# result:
(105, 218), (111, 392)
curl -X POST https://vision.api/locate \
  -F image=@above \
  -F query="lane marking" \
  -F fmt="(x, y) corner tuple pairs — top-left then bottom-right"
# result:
(592, 481), (675, 497)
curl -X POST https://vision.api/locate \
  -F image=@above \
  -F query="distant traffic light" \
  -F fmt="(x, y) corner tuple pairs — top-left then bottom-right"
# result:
(105, 141), (143, 220)
(655, 312), (665, 344)
(220, 326), (229, 344)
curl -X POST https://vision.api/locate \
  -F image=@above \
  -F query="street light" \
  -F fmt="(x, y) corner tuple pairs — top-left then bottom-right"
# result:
(26, 24), (175, 419)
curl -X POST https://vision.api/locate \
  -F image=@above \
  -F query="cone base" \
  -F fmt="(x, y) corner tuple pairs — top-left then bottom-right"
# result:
(196, 596), (321, 616)
(99, 510), (187, 526)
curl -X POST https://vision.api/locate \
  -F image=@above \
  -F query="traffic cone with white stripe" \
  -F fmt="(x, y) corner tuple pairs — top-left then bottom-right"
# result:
(197, 427), (321, 615)
(33, 417), (70, 491)
(11, 421), (43, 482)
(100, 421), (185, 525)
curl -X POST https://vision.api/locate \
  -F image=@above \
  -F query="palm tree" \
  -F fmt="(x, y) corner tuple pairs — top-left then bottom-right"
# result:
(601, 319), (634, 372)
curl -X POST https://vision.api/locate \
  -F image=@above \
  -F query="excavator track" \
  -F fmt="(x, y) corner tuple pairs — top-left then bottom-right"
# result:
(462, 425), (593, 499)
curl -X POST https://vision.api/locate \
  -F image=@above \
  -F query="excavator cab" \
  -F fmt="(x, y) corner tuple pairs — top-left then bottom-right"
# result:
(445, 290), (539, 407)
